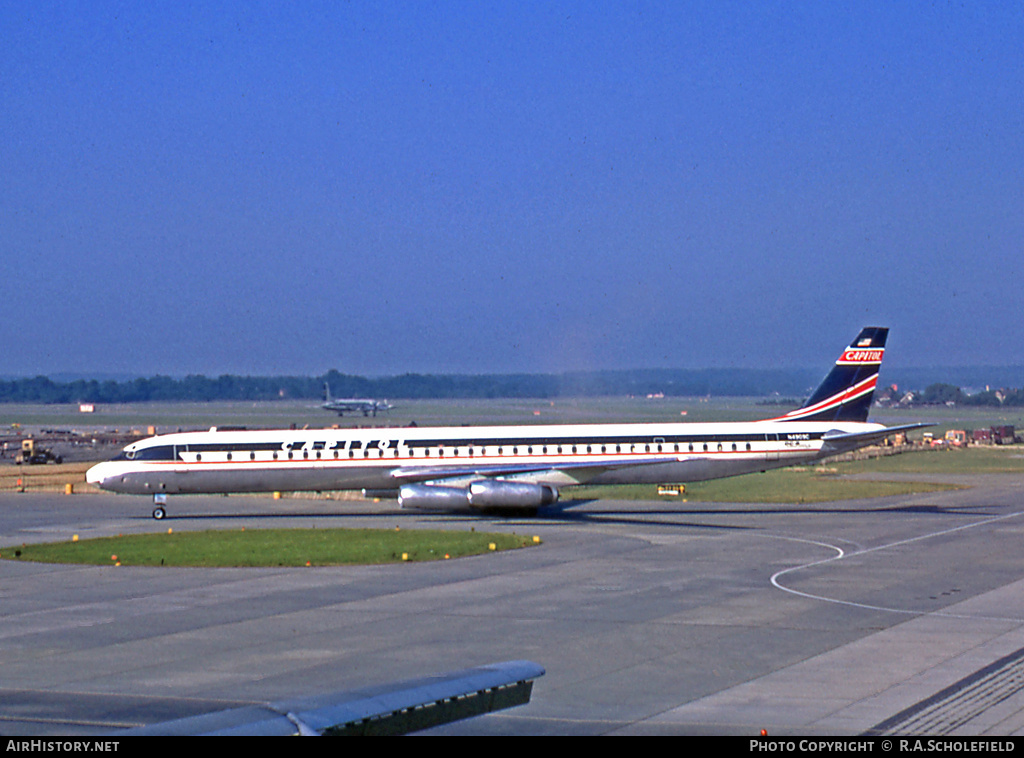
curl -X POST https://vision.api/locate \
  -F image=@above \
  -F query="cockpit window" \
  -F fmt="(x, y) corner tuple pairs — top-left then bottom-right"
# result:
(131, 445), (177, 461)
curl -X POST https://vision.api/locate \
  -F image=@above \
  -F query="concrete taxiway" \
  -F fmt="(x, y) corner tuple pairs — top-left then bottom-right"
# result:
(4, 474), (1024, 735)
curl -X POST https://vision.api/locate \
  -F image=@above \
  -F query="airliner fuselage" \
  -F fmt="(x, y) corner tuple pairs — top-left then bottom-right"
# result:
(86, 327), (923, 517)
(86, 419), (887, 496)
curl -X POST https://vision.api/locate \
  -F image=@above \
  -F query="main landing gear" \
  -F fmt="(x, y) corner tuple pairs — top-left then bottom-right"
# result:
(152, 493), (167, 520)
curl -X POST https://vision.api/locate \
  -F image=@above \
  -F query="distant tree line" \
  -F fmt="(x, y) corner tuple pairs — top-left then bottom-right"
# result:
(0, 368), (822, 404)
(914, 383), (1024, 407)
(7, 371), (1021, 407)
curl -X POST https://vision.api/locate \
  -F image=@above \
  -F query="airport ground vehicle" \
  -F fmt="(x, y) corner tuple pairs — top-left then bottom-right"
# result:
(15, 439), (62, 465)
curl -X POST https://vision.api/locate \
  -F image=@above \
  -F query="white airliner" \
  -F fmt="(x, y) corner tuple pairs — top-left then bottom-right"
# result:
(322, 382), (393, 417)
(87, 328), (926, 519)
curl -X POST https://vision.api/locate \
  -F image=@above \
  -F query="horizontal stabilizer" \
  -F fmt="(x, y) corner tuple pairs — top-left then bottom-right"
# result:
(819, 423), (934, 456)
(116, 660), (545, 736)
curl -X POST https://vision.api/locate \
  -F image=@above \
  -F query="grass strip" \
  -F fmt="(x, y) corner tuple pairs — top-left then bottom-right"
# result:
(568, 467), (962, 504)
(833, 446), (1024, 475)
(570, 447), (1024, 503)
(1, 528), (540, 567)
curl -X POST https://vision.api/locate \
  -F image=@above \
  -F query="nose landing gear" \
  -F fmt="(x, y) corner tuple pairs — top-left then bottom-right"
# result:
(153, 493), (167, 520)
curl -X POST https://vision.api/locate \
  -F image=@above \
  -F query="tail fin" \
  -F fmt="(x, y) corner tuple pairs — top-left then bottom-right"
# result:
(780, 327), (888, 423)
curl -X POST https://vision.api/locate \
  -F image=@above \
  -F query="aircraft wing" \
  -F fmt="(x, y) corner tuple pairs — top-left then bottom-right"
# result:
(819, 423), (934, 456)
(389, 457), (680, 486)
(387, 423), (932, 485)
(117, 660), (545, 736)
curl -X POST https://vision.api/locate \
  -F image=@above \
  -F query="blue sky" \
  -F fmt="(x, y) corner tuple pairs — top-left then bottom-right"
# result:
(2, 2), (1022, 377)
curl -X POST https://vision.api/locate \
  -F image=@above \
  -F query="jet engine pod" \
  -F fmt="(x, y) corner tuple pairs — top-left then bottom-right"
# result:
(468, 480), (558, 509)
(398, 483), (471, 510)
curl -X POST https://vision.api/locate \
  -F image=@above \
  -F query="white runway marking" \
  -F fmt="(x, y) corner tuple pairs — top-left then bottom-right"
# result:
(768, 510), (1024, 622)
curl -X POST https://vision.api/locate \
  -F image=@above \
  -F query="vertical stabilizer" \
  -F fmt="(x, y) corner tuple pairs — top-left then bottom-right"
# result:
(780, 327), (888, 423)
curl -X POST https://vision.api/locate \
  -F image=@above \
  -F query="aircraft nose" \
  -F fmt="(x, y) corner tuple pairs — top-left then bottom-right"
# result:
(86, 462), (110, 488)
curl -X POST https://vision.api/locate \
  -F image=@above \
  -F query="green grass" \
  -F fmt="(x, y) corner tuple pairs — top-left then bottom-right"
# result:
(682, 471), (960, 503)
(1, 528), (540, 567)
(569, 447), (1024, 504)
(832, 446), (1024, 475)
(568, 472), (961, 504)
(5, 396), (1023, 436)
(0, 397), (843, 433)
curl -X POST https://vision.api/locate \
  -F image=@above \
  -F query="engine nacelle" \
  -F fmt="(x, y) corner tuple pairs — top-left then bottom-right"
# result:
(397, 481), (559, 511)
(398, 483), (471, 510)
(468, 480), (558, 509)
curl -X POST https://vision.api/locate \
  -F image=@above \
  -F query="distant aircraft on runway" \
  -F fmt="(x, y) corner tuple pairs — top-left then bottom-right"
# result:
(88, 328), (929, 520)
(322, 382), (392, 417)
